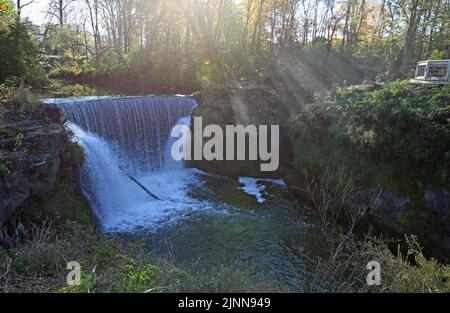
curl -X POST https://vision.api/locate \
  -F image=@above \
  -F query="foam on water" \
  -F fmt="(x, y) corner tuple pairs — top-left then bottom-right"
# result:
(239, 177), (287, 203)
(57, 97), (286, 233)
(70, 122), (216, 232)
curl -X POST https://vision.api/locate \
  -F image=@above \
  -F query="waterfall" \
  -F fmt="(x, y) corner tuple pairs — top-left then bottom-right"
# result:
(59, 96), (197, 174)
(50, 96), (199, 232)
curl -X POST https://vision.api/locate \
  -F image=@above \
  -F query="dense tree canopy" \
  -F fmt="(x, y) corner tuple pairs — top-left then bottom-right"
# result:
(1, 0), (449, 85)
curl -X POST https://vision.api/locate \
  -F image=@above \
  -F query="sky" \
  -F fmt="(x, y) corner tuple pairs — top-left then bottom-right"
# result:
(22, 0), (50, 25)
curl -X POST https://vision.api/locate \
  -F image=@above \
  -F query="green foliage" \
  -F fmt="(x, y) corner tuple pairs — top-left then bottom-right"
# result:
(290, 81), (450, 192)
(399, 236), (450, 292)
(110, 260), (184, 293)
(95, 50), (123, 75)
(0, 0), (15, 28)
(0, 20), (40, 84)
(428, 50), (446, 60)
(49, 26), (82, 55)
(2, 216), (267, 293)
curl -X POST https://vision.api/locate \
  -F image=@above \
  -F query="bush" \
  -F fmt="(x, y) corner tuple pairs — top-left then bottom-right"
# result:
(290, 81), (450, 193)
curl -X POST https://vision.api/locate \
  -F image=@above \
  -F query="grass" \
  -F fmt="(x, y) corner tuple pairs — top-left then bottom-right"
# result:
(0, 158), (271, 293)
(4, 164), (442, 294)
(0, 86), (276, 294)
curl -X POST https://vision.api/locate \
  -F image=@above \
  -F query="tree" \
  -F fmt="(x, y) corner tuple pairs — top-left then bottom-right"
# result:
(0, 18), (38, 82)
(85, 0), (101, 61)
(399, 0), (422, 76)
(47, 0), (77, 27)
(9, 0), (448, 85)
(15, 0), (34, 18)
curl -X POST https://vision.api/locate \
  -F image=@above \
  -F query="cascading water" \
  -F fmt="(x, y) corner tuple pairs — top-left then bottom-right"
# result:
(56, 96), (199, 231)
(60, 96), (197, 174)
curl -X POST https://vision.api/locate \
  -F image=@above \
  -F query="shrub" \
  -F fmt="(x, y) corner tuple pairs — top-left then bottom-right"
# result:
(290, 81), (450, 193)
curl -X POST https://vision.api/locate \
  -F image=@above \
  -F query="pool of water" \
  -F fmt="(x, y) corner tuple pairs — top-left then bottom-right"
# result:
(110, 169), (322, 292)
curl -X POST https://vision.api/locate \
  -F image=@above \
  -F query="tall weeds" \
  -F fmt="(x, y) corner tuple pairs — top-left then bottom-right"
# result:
(304, 168), (450, 293)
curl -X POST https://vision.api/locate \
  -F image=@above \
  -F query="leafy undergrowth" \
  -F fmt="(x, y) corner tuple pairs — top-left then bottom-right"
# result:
(290, 80), (450, 194)
(8, 171), (443, 294)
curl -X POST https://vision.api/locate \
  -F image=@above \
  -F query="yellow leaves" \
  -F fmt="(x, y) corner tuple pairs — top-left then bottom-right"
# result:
(0, 0), (15, 29)
(0, 0), (14, 15)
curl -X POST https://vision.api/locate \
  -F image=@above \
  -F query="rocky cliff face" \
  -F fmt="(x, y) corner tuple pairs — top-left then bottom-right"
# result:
(0, 101), (69, 241)
(191, 83), (293, 178)
(367, 189), (450, 261)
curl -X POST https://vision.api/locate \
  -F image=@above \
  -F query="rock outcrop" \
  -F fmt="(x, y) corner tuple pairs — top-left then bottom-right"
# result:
(0, 101), (69, 235)
(367, 189), (450, 262)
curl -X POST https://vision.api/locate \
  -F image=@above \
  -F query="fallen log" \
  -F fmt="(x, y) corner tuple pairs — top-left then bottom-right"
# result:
(120, 168), (161, 200)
